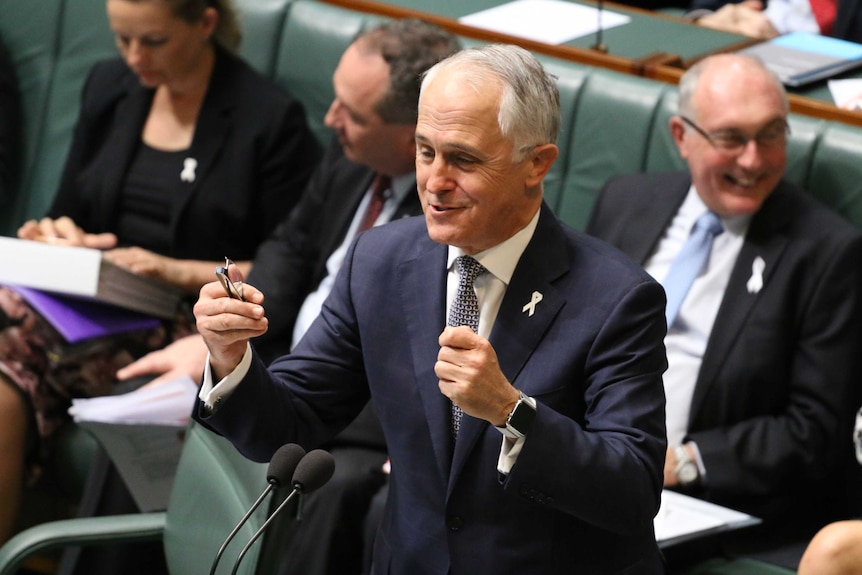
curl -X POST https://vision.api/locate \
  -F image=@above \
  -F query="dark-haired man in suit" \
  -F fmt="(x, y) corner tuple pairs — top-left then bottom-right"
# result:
(588, 53), (862, 571)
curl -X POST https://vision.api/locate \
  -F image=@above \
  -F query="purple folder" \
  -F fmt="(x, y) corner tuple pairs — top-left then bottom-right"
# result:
(12, 286), (162, 343)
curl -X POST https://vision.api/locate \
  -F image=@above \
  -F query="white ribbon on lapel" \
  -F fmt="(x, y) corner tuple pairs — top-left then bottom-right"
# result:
(522, 291), (543, 317)
(746, 256), (765, 294)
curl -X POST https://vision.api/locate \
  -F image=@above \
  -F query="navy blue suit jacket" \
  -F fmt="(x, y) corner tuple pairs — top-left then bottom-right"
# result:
(197, 203), (668, 574)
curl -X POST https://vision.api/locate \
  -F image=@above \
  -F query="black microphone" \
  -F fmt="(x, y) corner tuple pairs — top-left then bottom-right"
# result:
(229, 449), (336, 575)
(593, 0), (608, 53)
(208, 443), (306, 575)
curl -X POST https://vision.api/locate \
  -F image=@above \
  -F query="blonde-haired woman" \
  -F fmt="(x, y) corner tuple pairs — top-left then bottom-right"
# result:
(0, 0), (320, 543)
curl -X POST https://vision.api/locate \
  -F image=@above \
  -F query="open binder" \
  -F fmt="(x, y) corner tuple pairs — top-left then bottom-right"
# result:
(739, 32), (862, 87)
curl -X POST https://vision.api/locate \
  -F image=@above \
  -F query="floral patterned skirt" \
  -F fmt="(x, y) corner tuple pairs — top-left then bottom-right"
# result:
(0, 285), (195, 480)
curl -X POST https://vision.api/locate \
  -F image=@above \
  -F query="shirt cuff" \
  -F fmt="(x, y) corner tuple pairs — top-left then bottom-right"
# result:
(494, 394), (536, 474)
(688, 441), (708, 482)
(496, 434), (527, 475)
(198, 342), (253, 411)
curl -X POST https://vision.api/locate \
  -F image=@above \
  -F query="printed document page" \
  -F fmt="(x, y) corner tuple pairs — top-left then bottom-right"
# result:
(655, 489), (760, 548)
(459, 0), (630, 44)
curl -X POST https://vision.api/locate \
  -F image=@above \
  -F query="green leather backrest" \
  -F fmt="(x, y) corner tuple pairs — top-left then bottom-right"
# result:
(19, 0), (116, 229)
(0, 0), (108, 234)
(807, 122), (862, 224)
(537, 57), (589, 216)
(236, 0), (295, 77)
(556, 69), (673, 231)
(784, 114), (822, 188)
(0, 0), (62, 215)
(4, 0), (862, 236)
(163, 421), (268, 575)
(273, 1), (376, 148)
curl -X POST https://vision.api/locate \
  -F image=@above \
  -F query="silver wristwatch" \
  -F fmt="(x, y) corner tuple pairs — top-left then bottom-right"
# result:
(674, 445), (699, 486)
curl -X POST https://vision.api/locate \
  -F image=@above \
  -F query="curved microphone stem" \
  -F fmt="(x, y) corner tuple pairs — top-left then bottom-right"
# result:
(209, 483), (275, 575)
(229, 489), (303, 575)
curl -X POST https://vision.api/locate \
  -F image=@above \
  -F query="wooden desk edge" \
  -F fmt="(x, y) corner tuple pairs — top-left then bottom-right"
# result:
(320, 0), (862, 127)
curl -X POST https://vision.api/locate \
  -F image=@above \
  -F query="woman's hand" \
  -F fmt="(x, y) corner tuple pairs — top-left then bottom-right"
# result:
(17, 216), (118, 249)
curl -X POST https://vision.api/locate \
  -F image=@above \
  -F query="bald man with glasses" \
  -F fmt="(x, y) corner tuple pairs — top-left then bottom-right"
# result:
(588, 53), (862, 572)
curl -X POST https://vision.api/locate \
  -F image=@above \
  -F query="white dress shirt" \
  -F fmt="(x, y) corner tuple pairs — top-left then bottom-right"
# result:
(443, 211), (541, 473)
(644, 187), (750, 454)
(765, 0), (820, 35)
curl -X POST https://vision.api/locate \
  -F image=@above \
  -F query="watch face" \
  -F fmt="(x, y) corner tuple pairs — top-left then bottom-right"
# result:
(677, 462), (698, 484)
(509, 400), (537, 435)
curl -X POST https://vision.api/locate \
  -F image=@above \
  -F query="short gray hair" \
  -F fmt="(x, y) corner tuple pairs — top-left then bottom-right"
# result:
(421, 44), (560, 160)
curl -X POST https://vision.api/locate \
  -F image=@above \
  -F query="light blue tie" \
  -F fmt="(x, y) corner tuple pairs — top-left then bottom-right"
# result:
(662, 211), (724, 327)
(448, 255), (484, 437)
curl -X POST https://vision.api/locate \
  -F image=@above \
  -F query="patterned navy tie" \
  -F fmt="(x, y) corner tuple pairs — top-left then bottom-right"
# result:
(448, 255), (484, 437)
(662, 211), (724, 327)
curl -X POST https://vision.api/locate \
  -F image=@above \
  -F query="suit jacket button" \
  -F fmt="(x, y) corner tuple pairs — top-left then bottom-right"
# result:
(446, 515), (464, 532)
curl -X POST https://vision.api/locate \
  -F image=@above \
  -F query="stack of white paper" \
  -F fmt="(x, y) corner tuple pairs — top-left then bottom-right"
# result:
(458, 0), (630, 45)
(69, 376), (199, 426)
(655, 489), (760, 548)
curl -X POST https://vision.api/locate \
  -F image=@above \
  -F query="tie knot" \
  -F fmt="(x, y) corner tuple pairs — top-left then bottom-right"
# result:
(455, 255), (484, 285)
(694, 211), (724, 237)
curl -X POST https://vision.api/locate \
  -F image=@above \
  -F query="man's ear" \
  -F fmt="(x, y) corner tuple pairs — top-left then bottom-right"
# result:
(669, 116), (689, 159)
(201, 7), (219, 40)
(525, 143), (559, 188)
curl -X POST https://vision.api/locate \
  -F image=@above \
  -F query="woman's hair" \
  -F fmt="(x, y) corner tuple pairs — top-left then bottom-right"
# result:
(134, 0), (242, 52)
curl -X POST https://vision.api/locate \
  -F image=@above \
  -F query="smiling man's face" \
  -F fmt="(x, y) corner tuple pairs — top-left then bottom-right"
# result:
(672, 57), (787, 217)
(414, 68), (545, 254)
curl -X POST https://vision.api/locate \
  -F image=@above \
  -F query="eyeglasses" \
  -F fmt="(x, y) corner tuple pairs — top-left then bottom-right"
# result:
(680, 116), (790, 155)
(215, 257), (244, 301)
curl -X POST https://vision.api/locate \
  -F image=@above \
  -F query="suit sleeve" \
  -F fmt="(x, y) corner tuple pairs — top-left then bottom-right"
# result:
(503, 274), (669, 534)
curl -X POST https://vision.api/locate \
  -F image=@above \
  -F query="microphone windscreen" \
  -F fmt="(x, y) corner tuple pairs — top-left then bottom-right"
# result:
(267, 443), (306, 487)
(292, 449), (335, 494)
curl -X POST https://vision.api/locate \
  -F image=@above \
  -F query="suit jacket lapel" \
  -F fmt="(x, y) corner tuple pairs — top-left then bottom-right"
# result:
(399, 240), (453, 485)
(690, 190), (791, 422)
(171, 49), (234, 232)
(632, 177), (690, 266)
(95, 82), (152, 228)
(321, 170), (375, 260)
(449, 205), (569, 488)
